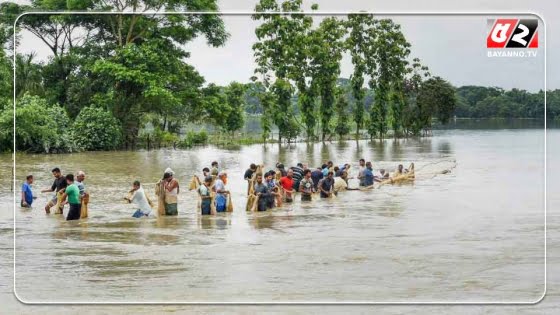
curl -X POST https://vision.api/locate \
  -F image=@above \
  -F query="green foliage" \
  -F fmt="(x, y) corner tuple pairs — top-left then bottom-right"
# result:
(417, 77), (457, 128)
(41, 54), (80, 113)
(176, 129), (210, 148)
(313, 17), (345, 140)
(223, 82), (246, 135)
(202, 83), (228, 126)
(72, 106), (122, 150)
(367, 19), (411, 139)
(140, 126), (179, 149)
(244, 82), (266, 114)
(89, 39), (207, 147)
(0, 49), (11, 110)
(184, 129), (209, 147)
(334, 94), (351, 138)
(3, 0), (229, 149)
(455, 86), (550, 119)
(15, 53), (43, 98)
(271, 78), (299, 141)
(0, 94), (74, 153)
(346, 14), (373, 139)
(253, 0), (318, 140)
(547, 90), (560, 120)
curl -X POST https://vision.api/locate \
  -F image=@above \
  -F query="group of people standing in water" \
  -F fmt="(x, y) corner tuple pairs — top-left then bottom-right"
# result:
(20, 167), (89, 221)
(241, 159), (410, 213)
(20, 159), (411, 220)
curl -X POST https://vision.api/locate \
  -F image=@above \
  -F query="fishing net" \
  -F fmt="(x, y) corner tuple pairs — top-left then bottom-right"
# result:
(412, 159), (457, 180)
(80, 193), (89, 219)
(246, 194), (259, 212)
(188, 176), (200, 191)
(374, 160), (456, 188)
(277, 186), (285, 206)
(155, 180), (166, 216)
(54, 190), (64, 214)
(145, 192), (155, 208)
(227, 194), (234, 212)
(210, 192), (217, 215)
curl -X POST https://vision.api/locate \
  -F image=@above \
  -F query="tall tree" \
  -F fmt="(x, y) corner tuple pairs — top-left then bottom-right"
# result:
(402, 58), (430, 136)
(345, 13), (374, 139)
(417, 76), (457, 134)
(271, 78), (299, 141)
(334, 93), (351, 139)
(312, 17), (345, 141)
(15, 53), (43, 98)
(223, 82), (246, 136)
(367, 19), (411, 140)
(253, 0), (317, 140)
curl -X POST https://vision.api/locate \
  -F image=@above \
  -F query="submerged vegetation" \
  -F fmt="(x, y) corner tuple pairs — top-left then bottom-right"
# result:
(0, 1), (554, 153)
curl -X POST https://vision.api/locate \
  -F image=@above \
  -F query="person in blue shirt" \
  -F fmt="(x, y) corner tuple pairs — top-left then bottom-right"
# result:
(21, 175), (35, 208)
(364, 162), (375, 187)
(321, 163), (329, 177)
(311, 167), (323, 190)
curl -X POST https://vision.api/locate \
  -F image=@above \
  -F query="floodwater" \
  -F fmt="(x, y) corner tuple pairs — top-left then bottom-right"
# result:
(0, 123), (549, 304)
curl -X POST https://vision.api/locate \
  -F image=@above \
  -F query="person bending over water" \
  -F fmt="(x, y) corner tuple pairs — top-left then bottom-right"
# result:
(333, 172), (348, 193)
(198, 176), (214, 215)
(125, 181), (152, 218)
(311, 167), (323, 190)
(299, 169), (314, 202)
(379, 169), (390, 179)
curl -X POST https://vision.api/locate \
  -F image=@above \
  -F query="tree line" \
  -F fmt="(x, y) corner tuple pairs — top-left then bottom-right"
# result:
(244, 80), (558, 121)
(249, 1), (455, 142)
(0, 0), (552, 154)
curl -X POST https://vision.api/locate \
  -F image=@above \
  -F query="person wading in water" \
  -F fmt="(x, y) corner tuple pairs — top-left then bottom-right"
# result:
(318, 171), (335, 198)
(21, 175), (35, 208)
(253, 173), (271, 211)
(213, 172), (230, 212)
(198, 176), (214, 215)
(61, 174), (81, 220)
(299, 169), (314, 202)
(244, 163), (257, 195)
(41, 167), (67, 214)
(125, 180), (153, 218)
(163, 168), (179, 215)
(279, 169), (295, 203)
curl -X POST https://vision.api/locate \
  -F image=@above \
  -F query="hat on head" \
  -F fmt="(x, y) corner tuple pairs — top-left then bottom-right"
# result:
(164, 167), (174, 176)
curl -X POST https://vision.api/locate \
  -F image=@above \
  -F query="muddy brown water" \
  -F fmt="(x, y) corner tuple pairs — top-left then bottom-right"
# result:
(0, 126), (549, 304)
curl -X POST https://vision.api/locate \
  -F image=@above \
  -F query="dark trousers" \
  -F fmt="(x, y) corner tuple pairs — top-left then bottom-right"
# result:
(201, 199), (211, 215)
(67, 203), (81, 221)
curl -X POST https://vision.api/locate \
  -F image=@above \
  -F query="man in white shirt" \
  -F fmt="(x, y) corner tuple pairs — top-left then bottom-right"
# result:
(334, 175), (348, 193)
(125, 181), (152, 218)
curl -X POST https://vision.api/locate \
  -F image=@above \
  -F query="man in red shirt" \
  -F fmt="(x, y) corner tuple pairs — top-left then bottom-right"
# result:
(279, 169), (295, 203)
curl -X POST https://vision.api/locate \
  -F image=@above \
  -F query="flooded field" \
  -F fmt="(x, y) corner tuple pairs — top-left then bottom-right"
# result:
(0, 125), (549, 305)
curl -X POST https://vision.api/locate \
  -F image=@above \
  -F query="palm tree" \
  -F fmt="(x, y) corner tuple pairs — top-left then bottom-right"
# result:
(15, 52), (43, 97)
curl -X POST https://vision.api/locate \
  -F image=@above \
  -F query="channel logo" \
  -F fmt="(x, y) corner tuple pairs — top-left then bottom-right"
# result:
(487, 19), (538, 48)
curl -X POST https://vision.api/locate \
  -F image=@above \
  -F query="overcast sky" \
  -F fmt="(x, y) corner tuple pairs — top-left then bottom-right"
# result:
(10, 0), (559, 91)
